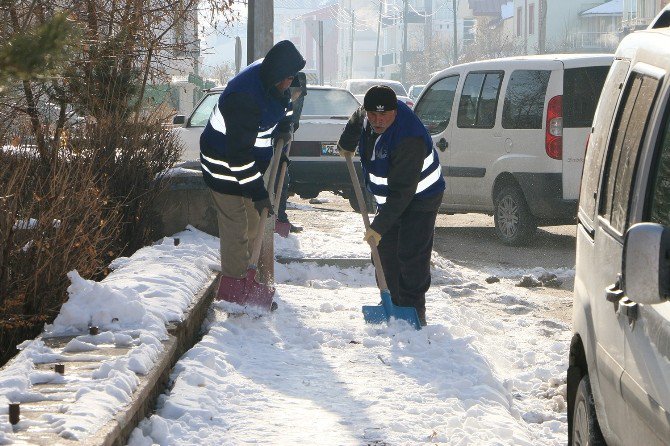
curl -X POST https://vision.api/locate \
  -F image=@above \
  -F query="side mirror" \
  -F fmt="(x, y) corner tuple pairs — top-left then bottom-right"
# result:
(173, 115), (186, 125)
(622, 222), (670, 304)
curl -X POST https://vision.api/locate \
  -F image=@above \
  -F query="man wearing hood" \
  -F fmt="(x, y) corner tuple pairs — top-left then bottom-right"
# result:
(200, 40), (305, 302)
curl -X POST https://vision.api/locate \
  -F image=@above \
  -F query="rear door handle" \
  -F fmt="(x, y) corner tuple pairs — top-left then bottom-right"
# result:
(617, 298), (638, 322)
(605, 281), (624, 303)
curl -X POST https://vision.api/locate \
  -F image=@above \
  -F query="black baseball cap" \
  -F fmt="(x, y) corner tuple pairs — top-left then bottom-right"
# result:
(363, 85), (398, 112)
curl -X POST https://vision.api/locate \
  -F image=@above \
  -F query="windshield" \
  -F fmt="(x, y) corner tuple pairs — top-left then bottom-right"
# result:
(348, 81), (407, 96)
(301, 89), (360, 117)
(189, 93), (221, 127)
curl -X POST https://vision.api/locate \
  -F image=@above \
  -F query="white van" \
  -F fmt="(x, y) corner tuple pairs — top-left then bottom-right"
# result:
(568, 9), (670, 445)
(413, 54), (613, 244)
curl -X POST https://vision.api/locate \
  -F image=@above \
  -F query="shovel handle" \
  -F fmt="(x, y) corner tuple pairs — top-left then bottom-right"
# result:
(344, 152), (389, 291)
(249, 138), (285, 267)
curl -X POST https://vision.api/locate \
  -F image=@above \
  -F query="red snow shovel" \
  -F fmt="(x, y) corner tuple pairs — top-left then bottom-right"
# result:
(343, 151), (422, 330)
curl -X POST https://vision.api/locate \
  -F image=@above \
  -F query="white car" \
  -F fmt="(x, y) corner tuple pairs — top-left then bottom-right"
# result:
(172, 85), (374, 211)
(341, 78), (414, 108)
(568, 9), (670, 445)
(413, 54), (613, 244)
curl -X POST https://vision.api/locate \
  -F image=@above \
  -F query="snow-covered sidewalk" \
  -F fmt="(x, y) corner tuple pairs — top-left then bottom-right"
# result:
(129, 214), (571, 445)
(0, 205), (572, 445)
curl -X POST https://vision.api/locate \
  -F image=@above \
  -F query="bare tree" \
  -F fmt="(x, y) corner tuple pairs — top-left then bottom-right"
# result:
(459, 18), (522, 64)
(202, 62), (237, 87)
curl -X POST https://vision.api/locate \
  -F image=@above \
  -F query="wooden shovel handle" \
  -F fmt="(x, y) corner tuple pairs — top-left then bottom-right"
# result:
(249, 139), (285, 267)
(343, 152), (388, 291)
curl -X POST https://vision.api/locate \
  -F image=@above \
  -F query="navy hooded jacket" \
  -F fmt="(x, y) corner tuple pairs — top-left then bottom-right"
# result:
(200, 40), (306, 200)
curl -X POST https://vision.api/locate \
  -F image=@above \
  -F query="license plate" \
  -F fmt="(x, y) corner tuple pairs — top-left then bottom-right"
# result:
(321, 142), (338, 156)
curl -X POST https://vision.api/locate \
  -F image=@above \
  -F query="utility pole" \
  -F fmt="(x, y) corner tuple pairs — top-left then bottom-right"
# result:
(374, 0), (382, 78)
(247, 0), (274, 64)
(318, 20), (324, 85)
(425, 0), (432, 67)
(349, 10), (355, 79)
(524, 0), (528, 54)
(235, 36), (242, 74)
(452, 0), (458, 64)
(247, 0), (274, 284)
(401, 0), (408, 84)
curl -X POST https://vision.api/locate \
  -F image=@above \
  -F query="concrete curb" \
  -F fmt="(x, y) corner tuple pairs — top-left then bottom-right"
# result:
(1, 273), (220, 445)
(88, 273), (219, 446)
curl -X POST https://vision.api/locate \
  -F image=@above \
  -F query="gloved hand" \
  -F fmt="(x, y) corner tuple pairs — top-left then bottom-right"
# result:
(274, 131), (292, 148)
(338, 144), (354, 158)
(253, 197), (274, 216)
(363, 228), (382, 247)
(280, 152), (290, 167)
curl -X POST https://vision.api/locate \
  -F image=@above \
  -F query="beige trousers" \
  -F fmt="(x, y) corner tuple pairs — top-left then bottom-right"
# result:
(210, 190), (260, 278)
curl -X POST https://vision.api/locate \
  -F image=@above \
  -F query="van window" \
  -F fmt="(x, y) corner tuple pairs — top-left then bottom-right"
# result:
(189, 93), (221, 127)
(600, 72), (660, 233)
(413, 75), (459, 134)
(564, 66), (609, 128)
(648, 112), (670, 226)
(579, 60), (630, 223)
(457, 71), (503, 129)
(502, 70), (551, 129)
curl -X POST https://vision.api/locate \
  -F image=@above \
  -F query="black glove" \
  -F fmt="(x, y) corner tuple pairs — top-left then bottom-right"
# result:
(280, 152), (290, 167)
(253, 197), (274, 216)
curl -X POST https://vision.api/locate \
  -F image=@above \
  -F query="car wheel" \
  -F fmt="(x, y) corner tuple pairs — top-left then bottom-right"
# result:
(348, 189), (376, 214)
(572, 375), (606, 446)
(494, 186), (537, 245)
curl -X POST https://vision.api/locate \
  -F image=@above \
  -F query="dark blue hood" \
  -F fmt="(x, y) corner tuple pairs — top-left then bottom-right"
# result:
(260, 40), (306, 90)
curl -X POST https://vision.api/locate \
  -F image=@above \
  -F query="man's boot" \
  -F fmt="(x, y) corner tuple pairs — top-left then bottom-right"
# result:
(417, 307), (427, 327)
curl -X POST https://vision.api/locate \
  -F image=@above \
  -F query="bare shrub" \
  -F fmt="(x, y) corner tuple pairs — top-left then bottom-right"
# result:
(0, 147), (121, 364)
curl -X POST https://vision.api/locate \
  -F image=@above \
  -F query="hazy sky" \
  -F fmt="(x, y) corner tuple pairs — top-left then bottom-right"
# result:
(199, 3), (249, 73)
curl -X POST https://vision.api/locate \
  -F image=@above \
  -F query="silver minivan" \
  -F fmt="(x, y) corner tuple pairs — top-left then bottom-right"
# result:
(413, 54), (613, 245)
(568, 8), (670, 445)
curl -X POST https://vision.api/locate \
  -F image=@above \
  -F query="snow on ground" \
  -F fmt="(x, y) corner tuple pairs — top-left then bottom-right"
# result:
(0, 204), (572, 445)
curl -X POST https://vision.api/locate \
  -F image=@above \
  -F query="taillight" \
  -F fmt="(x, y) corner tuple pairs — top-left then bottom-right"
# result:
(546, 95), (563, 160)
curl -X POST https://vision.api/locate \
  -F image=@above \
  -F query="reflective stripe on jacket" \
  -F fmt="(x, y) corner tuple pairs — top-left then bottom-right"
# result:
(358, 101), (445, 205)
(200, 61), (289, 200)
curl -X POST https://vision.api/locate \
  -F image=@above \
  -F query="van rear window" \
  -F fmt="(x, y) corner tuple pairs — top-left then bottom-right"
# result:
(502, 70), (551, 129)
(564, 66), (609, 128)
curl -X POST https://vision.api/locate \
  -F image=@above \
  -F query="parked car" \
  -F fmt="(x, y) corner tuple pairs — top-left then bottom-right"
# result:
(172, 85), (375, 211)
(413, 53), (613, 244)
(341, 78), (414, 108)
(568, 10), (670, 446)
(407, 84), (424, 101)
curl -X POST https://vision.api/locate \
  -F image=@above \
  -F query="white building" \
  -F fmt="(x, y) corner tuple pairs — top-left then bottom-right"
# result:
(513, 0), (623, 54)
(622, 0), (670, 31)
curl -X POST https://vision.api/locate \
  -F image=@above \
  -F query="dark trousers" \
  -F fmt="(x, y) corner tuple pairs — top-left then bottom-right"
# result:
(275, 166), (290, 223)
(376, 209), (438, 313)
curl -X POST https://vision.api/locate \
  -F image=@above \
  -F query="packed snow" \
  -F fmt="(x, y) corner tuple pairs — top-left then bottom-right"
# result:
(0, 203), (571, 445)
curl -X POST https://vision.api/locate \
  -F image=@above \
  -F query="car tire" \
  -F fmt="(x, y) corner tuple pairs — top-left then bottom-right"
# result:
(571, 375), (606, 446)
(493, 186), (537, 245)
(348, 189), (376, 214)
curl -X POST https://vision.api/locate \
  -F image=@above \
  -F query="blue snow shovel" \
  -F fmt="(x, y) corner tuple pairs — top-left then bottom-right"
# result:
(343, 151), (422, 330)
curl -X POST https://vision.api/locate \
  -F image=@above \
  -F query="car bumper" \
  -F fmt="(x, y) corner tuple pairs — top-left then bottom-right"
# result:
(288, 156), (364, 198)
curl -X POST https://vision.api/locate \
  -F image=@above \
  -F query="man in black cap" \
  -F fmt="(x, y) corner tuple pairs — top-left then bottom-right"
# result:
(200, 40), (305, 302)
(337, 85), (445, 326)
